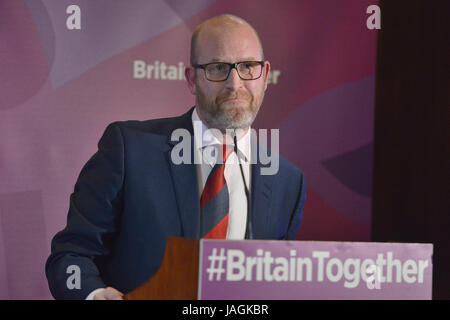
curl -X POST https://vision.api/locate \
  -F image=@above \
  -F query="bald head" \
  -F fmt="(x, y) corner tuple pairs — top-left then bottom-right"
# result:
(190, 14), (264, 65)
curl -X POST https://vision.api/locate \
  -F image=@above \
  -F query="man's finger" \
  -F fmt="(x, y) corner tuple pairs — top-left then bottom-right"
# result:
(93, 292), (106, 300)
(104, 287), (123, 300)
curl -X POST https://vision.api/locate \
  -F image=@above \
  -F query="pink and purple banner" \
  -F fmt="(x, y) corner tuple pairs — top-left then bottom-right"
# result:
(1, 0), (377, 299)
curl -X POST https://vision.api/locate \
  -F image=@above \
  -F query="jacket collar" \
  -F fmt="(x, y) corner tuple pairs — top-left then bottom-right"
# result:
(164, 106), (273, 239)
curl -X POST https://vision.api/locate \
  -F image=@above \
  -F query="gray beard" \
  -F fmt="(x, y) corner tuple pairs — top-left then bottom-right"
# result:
(198, 106), (257, 132)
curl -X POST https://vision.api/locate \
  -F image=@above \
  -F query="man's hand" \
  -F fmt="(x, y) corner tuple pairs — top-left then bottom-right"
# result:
(93, 287), (124, 300)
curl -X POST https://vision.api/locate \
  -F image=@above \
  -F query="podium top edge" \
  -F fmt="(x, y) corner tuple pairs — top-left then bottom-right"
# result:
(192, 238), (434, 247)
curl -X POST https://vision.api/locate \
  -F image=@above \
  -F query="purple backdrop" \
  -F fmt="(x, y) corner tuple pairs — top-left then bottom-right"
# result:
(0, 0), (377, 299)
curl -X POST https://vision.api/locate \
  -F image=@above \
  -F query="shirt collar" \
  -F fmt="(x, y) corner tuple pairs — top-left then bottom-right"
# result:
(192, 107), (251, 164)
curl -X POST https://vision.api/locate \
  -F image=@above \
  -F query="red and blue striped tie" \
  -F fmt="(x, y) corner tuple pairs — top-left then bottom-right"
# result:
(200, 144), (233, 238)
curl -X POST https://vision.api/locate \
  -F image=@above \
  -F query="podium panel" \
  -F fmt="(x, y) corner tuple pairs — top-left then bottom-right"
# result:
(125, 237), (433, 300)
(199, 240), (433, 300)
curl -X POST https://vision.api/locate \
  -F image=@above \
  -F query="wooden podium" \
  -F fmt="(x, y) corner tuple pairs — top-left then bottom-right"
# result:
(124, 237), (199, 300)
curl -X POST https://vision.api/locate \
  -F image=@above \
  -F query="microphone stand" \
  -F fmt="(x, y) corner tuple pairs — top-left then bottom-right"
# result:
(233, 131), (253, 239)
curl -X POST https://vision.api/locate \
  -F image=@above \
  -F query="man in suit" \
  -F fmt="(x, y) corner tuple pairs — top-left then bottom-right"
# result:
(45, 14), (306, 300)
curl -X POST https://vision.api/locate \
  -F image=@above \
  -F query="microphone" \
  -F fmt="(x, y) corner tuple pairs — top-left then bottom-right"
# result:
(232, 130), (253, 240)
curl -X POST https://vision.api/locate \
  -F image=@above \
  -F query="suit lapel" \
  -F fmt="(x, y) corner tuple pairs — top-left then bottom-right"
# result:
(250, 140), (273, 239)
(163, 108), (200, 238)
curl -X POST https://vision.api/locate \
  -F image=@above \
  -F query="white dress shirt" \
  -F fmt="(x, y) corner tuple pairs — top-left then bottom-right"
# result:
(86, 108), (252, 299)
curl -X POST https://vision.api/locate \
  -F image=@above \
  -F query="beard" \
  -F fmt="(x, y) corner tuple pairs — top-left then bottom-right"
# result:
(196, 87), (264, 132)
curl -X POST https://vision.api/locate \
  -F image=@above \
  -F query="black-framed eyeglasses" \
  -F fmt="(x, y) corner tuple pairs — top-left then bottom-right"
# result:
(192, 61), (265, 82)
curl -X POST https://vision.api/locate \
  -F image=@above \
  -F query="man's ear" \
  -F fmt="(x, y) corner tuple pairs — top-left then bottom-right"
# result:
(185, 67), (196, 95)
(263, 61), (271, 92)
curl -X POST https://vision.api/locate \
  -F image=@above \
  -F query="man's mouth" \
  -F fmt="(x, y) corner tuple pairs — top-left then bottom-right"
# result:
(223, 98), (246, 102)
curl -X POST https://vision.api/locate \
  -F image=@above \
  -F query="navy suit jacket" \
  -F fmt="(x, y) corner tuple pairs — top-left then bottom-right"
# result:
(45, 107), (306, 299)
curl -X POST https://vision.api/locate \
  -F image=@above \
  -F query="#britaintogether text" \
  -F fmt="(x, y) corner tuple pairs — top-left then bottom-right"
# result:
(206, 248), (429, 288)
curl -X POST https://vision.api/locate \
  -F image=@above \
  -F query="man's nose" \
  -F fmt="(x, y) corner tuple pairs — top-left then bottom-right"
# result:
(225, 68), (243, 90)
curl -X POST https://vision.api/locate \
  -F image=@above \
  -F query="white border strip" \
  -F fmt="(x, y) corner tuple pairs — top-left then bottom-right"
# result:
(197, 239), (203, 300)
